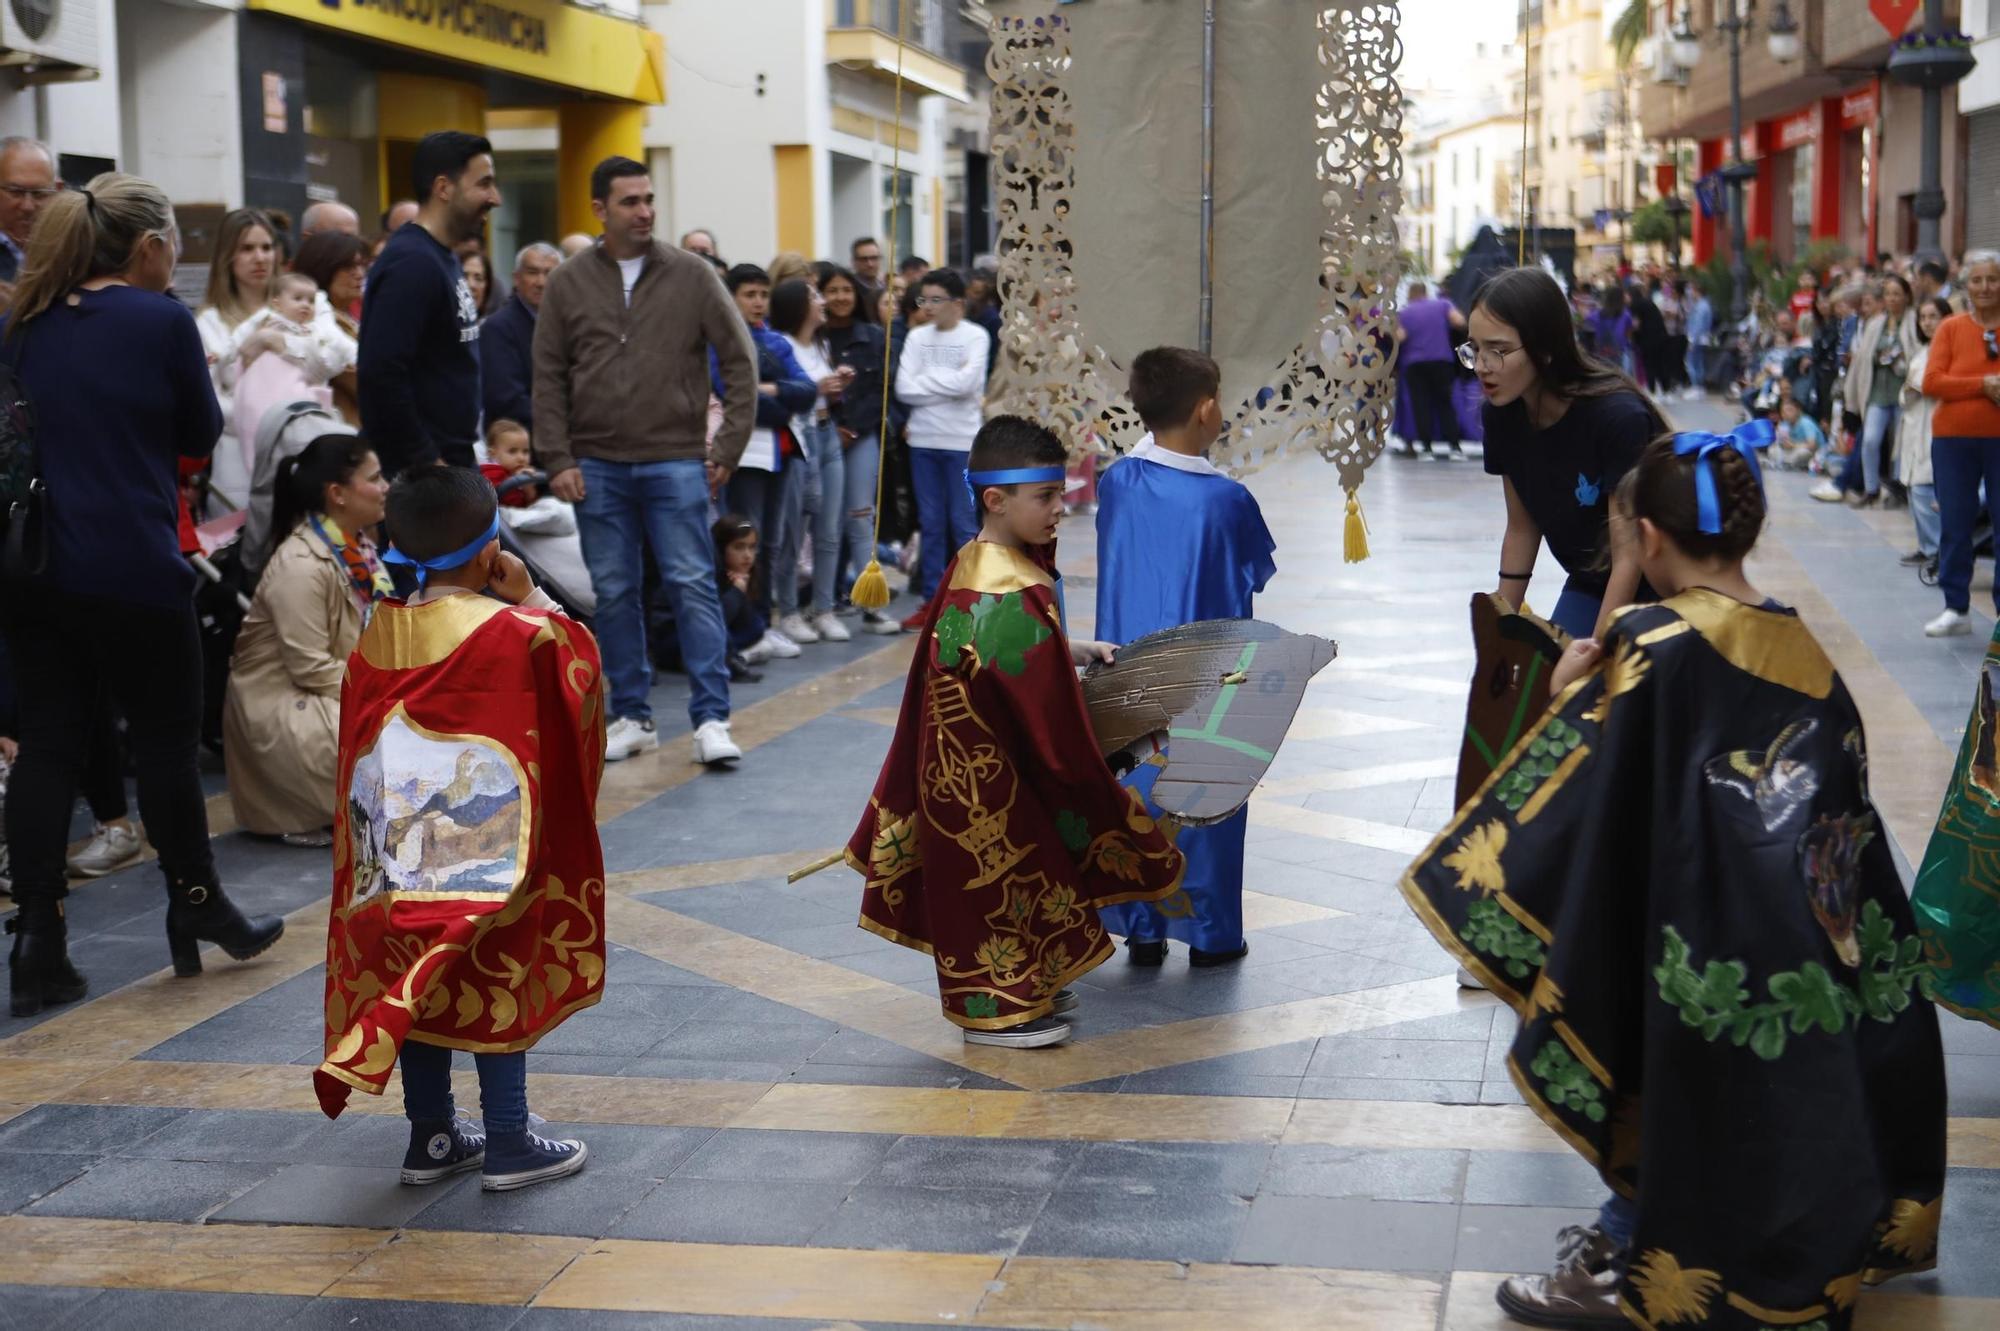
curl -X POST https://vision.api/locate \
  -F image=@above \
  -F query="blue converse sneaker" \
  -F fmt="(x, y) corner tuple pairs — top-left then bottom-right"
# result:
(400, 1112), (486, 1185)
(481, 1128), (589, 1192)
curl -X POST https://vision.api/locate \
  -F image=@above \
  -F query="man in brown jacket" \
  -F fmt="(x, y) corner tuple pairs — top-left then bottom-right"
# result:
(533, 155), (757, 767)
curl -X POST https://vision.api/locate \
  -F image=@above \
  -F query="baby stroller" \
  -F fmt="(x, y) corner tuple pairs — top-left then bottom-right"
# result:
(191, 510), (253, 753)
(492, 470), (595, 627)
(1917, 516), (1991, 588)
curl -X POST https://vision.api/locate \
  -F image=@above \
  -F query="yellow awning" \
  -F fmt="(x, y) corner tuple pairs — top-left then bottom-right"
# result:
(249, 0), (665, 104)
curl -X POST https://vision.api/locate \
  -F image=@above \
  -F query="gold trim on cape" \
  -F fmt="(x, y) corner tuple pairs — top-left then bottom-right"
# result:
(356, 594), (510, 671)
(1661, 588), (1835, 700)
(947, 540), (1056, 597)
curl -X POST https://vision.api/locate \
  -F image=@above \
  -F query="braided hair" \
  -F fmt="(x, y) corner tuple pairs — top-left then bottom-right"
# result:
(1612, 433), (1766, 564)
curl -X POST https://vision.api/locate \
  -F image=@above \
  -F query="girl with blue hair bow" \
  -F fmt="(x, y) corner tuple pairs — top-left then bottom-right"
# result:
(1403, 420), (1946, 1328)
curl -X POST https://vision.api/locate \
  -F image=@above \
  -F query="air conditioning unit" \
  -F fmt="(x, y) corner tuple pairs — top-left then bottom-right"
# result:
(0, 0), (101, 81)
(1648, 37), (1685, 87)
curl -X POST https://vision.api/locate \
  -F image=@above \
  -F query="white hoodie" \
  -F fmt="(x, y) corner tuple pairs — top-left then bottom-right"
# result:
(895, 320), (990, 451)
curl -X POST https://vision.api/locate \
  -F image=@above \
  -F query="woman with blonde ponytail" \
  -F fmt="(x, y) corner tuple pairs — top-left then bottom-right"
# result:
(1, 172), (283, 1019)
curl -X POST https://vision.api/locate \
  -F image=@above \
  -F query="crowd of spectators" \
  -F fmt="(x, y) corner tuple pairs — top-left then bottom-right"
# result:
(1400, 242), (2000, 642)
(0, 130), (1011, 935)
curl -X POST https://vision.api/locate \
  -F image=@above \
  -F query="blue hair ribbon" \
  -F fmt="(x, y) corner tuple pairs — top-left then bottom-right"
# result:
(1671, 419), (1774, 535)
(965, 465), (1067, 507)
(380, 511), (501, 589)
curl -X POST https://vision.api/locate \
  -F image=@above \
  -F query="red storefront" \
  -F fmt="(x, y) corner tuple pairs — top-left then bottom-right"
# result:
(1693, 82), (1880, 267)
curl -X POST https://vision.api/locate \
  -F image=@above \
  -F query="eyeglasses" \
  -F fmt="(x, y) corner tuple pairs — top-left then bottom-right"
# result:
(1455, 342), (1522, 372)
(915, 295), (958, 308)
(0, 184), (63, 203)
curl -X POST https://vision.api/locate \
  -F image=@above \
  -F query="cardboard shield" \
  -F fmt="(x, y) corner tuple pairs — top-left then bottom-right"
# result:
(1454, 592), (1571, 808)
(1083, 619), (1336, 825)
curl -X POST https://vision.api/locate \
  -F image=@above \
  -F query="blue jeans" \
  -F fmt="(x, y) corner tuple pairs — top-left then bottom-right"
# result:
(1598, 1193), (1637, 1249)
(401, 1040), (528, 1135)
(1551, 581), (1603, 639)
(909, 445), (979, 600)
(1934, 435), (2000, 614)
(573, 456), (731, 728)
(1685, 343), (1708, 392)
(1912, 481), (1941, 558)
(1841, 403), (1897, 496)
(727, 464), (805, 619)
(812, 431), (880, 614)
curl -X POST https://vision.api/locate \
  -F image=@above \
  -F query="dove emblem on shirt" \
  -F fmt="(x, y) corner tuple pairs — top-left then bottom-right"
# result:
(1703, 719), (1821, 833)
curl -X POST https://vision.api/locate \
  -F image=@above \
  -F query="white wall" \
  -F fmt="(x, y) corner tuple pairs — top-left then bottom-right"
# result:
(117, 0), (243, 207)
(643, 0), (818, 264)
(44, 0), (125, 164)
(1963, 0), (2000, 114)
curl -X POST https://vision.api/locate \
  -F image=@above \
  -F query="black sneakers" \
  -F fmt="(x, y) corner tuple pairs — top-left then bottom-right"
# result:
(400, 1114), (486, 1185)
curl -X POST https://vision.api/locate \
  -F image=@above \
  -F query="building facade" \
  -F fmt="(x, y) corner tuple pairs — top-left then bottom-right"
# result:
(1406, 108), (1522, 278)
(17, 0), (662, 283)
(1635, 0), (1968, 266)
(1959, 0), (2000, 252)
(1519, 0), (1656, 261)
(637, 0), (971, 270)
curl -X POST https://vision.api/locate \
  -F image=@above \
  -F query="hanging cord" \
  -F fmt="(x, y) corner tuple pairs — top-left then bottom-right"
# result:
(847, 0), (913, 613)
(1519, 19), (1531, 265)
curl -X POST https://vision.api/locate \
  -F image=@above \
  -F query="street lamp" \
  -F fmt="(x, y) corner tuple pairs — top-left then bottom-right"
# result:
(1671, 1), (1803, 324)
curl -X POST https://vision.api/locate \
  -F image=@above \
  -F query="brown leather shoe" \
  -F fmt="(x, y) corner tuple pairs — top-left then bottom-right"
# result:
(1494, 1224), (1625, 1328)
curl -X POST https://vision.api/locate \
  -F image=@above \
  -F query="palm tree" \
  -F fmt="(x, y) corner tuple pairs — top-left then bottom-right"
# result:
(1611, 0), (1649, 69)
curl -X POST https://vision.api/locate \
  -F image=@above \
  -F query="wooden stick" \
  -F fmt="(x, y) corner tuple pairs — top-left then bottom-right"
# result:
(787, 849), (846, 884)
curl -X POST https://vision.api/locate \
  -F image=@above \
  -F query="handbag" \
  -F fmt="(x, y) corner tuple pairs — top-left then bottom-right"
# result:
(0, 345), (44, 580)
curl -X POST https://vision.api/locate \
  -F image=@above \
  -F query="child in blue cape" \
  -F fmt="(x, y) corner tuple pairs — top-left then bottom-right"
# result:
(1095, 347), (1276, 966)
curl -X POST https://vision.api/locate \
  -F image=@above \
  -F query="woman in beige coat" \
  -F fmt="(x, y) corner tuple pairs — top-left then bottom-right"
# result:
(223, 435), (390, 844)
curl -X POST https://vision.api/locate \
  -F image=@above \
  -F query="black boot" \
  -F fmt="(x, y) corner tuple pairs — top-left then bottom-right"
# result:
(164, 877), (284, 977)
(7, 897), (88, 1018)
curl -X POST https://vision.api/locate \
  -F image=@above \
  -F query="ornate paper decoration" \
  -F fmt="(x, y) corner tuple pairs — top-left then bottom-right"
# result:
(983, 2), (1405, 508)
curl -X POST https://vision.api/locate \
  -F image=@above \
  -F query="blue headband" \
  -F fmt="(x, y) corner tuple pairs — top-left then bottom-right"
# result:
(1672, 419), (1773, 535)
(381, 511), (501, 589)
(965, 466), (1067, 506)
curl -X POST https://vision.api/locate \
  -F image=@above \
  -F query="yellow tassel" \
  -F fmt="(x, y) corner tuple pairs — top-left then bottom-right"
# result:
(850, 559), (892, 611)
(1343, 492), (1370, 563)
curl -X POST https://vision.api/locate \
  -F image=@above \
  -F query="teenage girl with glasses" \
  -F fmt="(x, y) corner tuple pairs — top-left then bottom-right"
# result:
(1463, 267), (1668, 640)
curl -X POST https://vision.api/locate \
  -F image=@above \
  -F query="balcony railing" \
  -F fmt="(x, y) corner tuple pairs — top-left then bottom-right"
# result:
(831, 0), (945, 56)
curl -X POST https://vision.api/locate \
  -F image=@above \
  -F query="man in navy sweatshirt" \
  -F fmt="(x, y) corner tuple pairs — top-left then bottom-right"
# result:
(358, 130), (500, 474)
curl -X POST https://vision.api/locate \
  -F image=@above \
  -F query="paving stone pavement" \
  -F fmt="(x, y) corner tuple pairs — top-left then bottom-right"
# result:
(2, 402), (1997, 1329)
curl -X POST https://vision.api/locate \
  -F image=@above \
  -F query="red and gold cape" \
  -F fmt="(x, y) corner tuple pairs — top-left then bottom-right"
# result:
(847, 540), (1184, 1030)
(314, 593), (607, 1117)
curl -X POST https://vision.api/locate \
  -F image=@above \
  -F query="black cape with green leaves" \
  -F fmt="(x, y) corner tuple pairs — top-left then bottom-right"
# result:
(1402, 589), (1944, 1329)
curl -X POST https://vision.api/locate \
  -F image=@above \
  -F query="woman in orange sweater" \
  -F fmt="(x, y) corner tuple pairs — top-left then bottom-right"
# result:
(1922, 252), (2000, 637)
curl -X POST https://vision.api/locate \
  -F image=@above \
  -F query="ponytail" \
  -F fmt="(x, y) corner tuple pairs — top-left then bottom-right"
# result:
(271, 433), (373, 541)
(9, 173), (175, 336)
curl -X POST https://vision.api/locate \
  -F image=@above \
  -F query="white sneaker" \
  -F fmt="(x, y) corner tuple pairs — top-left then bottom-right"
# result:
(777, 613), (820, 644)
(1926, 608), (1973, 638)
(1808, 480), (1844, 503)
(861, 610), (903, 636)
(741, 636), (776, 665)
(692, 719), (742, 765)
(603, 716), (660, 762)
(759, 629), (802, 659)
(67, 822), (143, 878)
(811, 611), (851, 643)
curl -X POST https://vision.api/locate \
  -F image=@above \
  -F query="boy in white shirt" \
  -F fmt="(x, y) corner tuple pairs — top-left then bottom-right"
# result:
(893, 268), (990, 630)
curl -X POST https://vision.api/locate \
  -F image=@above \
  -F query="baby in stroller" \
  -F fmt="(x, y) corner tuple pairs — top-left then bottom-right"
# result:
(479, 420), (595, 619)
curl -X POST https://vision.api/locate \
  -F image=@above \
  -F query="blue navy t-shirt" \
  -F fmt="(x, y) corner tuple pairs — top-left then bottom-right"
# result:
(1482, 388), (1658, 598)
(357, 222), (481, 473)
